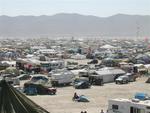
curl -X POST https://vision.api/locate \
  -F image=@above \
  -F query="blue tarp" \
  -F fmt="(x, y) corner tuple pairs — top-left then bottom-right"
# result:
(77, 95), (89, 102)
(135, 93), (147, 100)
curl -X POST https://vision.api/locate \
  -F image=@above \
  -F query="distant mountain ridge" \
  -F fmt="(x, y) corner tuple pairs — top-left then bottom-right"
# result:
(0, 13), (150, 37)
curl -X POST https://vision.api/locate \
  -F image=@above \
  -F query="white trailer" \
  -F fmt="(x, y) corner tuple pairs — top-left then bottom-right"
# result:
(95, 67), (126, 83)
(107, 98), (150, 113)
(49, 69), (75, 86)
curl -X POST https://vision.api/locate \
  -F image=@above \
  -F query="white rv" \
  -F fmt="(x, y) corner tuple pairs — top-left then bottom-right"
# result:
(40, 59), (65, 71)
(107, 98), (150, 113)
(49, 69), (75, 86)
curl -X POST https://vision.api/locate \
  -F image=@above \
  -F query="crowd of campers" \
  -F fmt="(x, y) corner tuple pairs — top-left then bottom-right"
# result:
(1, 38), (150, 98)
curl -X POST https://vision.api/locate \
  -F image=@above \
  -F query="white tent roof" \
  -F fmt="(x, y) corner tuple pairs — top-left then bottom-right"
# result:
(144, 64), (150, 68)
(1, 61), (16, 65)
(100, 44), (117, 49)
(96, 67), (125, 76)
(71, 69), (87, 75)
(71, 54), (86, 60)
(26, 54), (34, 58)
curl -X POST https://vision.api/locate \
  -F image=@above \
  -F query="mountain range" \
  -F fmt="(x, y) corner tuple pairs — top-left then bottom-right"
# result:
(0, 13), (150, 37)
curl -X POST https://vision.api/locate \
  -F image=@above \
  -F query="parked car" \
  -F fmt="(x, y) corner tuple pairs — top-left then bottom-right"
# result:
(30, 74), (49, 83)
(73, 78), (91, 89)
(78, 64), (88, 69)
(24, 82), (56, 95)
(115, 75), (129, 84)
(4, 77), (20, 85)
(17, 74), (31, 80)
(66, 61), (78, 70)
(14, 85), (24, 93)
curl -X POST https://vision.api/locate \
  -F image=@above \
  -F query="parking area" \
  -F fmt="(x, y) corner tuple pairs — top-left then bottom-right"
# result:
(25, 77), (150, 113)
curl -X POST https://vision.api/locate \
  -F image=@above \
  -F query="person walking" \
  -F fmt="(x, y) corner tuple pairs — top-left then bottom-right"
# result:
(81, 111), (84, 113)
(84, 111), (87, 113)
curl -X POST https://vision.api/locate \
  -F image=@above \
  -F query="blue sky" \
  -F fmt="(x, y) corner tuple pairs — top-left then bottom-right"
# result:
(0, 0), (149, 17)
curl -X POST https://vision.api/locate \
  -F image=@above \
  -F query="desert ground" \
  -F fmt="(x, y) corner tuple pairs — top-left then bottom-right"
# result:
(25, 77), (150, 113)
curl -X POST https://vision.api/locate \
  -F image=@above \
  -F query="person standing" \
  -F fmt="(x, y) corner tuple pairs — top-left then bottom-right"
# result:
(84, 111), (87, 113)
(100, 109), (104, 113)
(81, 111), (84, 113)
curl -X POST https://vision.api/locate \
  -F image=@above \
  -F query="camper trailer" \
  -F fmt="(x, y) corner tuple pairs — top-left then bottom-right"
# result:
(49, 69), (75, 86)
(40, 60), (65, 71)
(107, 98), (150, 113)
(95, 67), (126, 83)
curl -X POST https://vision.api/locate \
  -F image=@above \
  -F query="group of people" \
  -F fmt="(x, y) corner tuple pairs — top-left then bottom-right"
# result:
(80, 111), (87, 113)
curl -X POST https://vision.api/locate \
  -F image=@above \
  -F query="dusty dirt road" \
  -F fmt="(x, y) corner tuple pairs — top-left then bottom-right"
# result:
(28, 77), (150, 113)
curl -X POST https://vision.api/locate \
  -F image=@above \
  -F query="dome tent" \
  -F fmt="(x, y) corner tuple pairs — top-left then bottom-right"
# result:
(0, 79), (49, 113)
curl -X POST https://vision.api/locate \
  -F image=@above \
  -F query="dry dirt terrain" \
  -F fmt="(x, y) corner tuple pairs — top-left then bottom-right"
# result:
(25, 77), (150, 113)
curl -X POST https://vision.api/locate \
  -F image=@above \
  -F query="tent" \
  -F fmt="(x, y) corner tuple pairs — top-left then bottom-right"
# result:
(100, 44), (117, 49)
(5, 67), (20, 76)
(0, 79), (50, 113)
(71, 54), (86, 60)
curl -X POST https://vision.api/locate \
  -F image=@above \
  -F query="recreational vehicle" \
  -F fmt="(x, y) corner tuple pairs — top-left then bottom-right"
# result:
(40, 60), (65, 71)
(107, 98), (150, 113)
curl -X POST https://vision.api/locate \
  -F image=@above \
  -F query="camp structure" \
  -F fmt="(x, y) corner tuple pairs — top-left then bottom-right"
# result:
(100, 44), (117, 50)
(71, 53), (86, 60)
(107, 93), (150, 113)
(49, 69), (75, 86)
(0, 79), (50, 113)
(94, 67), (126, 83)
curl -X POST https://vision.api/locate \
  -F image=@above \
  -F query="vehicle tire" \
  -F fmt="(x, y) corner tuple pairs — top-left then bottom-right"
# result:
(48, 92), (52, 95)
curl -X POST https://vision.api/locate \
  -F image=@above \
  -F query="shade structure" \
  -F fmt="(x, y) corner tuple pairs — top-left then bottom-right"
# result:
(0, 80), (50, 113)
